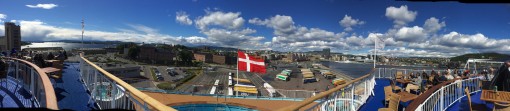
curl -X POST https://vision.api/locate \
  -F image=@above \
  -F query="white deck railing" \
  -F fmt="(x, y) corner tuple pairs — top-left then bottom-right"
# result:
(304, 73), (375, 111)
(415, 78), (481, 111)
(79, 54), (175, 111)
(279, 67), (475, 111)
(279, 69), (376, 111)
(2, 57), (58, 109)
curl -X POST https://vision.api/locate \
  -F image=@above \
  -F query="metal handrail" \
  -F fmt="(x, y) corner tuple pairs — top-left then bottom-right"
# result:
(277, 69), (375, 111)
(407, 78), (481, 111)
(79, 54), (175, 111)
(3, 57), (58, 109)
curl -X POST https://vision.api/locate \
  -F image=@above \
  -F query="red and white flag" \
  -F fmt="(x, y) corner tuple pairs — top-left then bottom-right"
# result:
(238, 50), (266, 74)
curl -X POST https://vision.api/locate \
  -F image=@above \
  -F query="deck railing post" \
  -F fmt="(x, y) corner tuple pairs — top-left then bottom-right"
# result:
(378, 68), (381, 78)
(440, 86), (444, 110)
(364, 79), (367, 97)
(15, 61), (19, 82)
(143, 102), (149, 111)
(351, 84), (355, 111)
(30, 68), (35, 97)
(111, 81), (117, 109)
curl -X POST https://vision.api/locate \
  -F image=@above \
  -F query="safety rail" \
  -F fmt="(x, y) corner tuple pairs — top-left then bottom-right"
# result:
(79, 54), (175, 111)
(408, 78), (481, 111)
(277, 67), (464, 111)
(278, 69), (375, 111)
(375, 67), (456, 79)
(2, 57), (58, 109)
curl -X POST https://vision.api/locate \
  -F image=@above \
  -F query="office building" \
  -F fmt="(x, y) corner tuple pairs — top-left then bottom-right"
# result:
(323, 48), (331, 59)
(0, 22), (21, 51)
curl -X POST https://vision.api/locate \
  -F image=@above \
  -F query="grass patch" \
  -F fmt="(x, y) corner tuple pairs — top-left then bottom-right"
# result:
(185, 69), (202, 75)
(173, 69), (202, 90)
(150, 68), (157, 81)
(157, 82), (175, 90)
(160, 74), (197, 90)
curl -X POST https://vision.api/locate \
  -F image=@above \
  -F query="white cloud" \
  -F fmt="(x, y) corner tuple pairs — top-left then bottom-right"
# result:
(339, 15), (365, 31)
(250, 15), (352, 52)
(249, 15), (296, 36)
(376, 47), (454, 57)
(437, 32), (510, 51)
(423, 17), (445, 33)
(0, 20), (221, 47)
(189, 10), (268, 49)
(385, 5), (417, 28)
(4, 6), (510, 57)
(201, 28), (265, 47)
(176, 11), (193, 25)
(126, 24), (159, 34)
(195, 11), (244, 31)
(395, 26), (427, 42)
(26, 4), (58, 9)
(0, 13), (6, 23)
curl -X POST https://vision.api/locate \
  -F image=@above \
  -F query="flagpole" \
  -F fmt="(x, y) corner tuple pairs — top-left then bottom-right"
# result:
(236, 47), (239, 97)
(81, 18), (84, 50)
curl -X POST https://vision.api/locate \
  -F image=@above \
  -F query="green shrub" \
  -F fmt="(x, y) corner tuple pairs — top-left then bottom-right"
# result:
(157, 82), (175, 90)
(150, 68), (157, 81)
(178, 74), (196, 84)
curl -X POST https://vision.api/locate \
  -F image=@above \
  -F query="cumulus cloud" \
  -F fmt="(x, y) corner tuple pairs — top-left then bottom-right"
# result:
(126, 24), (159, 34)
(376, 47), (455, 57)
(195, 11), (245, 30)
(339, 15), (365, 31)
(437, 32), (510, 51)
(249, 15), (296, 36)
(201, 28), (265, 46)
(385, 5), (417, 28)
(0, 20), (221, 47)
(4, 6), (510, 57)
(250, 15), (350, 52)
(0, 13), (6, 23)
(423, 17), (445, 33)
(188, 10), (269, 49)
(26, 4), (58, 9)
(176, 11), (193, 25)
(395, 26), (427, 42)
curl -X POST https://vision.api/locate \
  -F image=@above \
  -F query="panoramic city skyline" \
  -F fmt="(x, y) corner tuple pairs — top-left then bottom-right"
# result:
(1, 0), (510, 57)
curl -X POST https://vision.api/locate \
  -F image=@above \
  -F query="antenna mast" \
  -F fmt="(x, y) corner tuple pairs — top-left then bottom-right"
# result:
(81, 18), (84, 49)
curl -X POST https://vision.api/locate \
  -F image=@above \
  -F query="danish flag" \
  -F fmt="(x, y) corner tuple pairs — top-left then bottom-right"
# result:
(238, 50), (266, 74)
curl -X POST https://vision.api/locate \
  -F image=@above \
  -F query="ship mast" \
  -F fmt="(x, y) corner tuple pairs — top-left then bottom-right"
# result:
(81, 18), (84, 49)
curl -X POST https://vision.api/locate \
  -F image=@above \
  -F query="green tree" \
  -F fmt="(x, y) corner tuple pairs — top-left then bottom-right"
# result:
(171, 45), (194, 66)
(116, 42), (137, 50)
(127, 46), (140, 59)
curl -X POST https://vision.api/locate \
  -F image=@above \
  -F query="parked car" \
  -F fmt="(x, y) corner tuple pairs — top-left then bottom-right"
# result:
(157, 75), (164, 81)
(168, 70), (177, 76)
(154, 68), (161, 75)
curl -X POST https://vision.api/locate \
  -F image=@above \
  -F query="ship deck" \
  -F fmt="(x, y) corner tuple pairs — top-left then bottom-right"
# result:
(360, 78), (494, 111)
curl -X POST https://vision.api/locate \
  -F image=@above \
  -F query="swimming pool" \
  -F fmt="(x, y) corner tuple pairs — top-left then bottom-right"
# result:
(172, 104), (258, 111)
(91, 82), (125, 101)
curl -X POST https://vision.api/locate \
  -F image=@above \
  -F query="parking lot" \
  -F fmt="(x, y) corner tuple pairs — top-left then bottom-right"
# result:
(155, 66), (189, 82)
(138, 60), (346, 98)
(174, 67), (232, 95)
(260, 61), (338, 98)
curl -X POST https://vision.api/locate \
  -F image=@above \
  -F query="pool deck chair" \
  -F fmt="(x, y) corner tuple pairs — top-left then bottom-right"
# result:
(384, 86), (393, 106)
(379, 93), (400, 111)
(396, 71), (403, 79)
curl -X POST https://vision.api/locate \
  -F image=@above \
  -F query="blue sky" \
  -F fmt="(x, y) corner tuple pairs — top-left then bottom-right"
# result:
(1, 0), (510, 57)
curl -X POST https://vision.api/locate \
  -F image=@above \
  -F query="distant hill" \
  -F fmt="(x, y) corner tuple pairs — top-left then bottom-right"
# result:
(450, 53), (510, 62)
